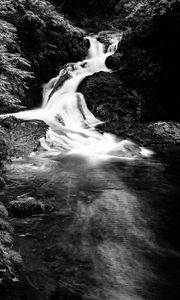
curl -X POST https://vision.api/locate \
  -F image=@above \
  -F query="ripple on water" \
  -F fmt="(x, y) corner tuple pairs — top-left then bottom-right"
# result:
(2, 147), (180, 300)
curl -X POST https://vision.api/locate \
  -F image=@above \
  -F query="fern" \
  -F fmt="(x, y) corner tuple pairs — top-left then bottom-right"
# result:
(0, 19), (32, 112)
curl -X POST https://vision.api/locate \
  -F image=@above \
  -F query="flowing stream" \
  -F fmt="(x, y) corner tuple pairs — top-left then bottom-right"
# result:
(1, 36), (180, 300)
(1, 36), (152, 161)
(3, 146), (180, 300)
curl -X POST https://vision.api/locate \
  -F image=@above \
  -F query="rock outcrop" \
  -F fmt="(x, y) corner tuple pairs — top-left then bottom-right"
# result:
(106, 1), (180, 122)
(0, 117), (47, 158)
(8, 194), (50, 217)
(78, 71), (142, 123)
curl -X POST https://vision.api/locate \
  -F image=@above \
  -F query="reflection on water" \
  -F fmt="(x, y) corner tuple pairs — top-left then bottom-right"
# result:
(3, 146), (180, 300)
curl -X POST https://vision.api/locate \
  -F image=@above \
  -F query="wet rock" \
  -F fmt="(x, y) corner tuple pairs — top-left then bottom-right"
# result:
(105, 52), (124, 70)
(84, 37), (90, 48)
(8, 194), (49, 217)
(78, 69), (180, 145)
(78, 71), (143, 124)
(97, 30), (123, 49)
(0, 117), (47, 158)
(115, 121), (180, 146)
(106, 3), (180, 121)
(108, 140), (142, 158)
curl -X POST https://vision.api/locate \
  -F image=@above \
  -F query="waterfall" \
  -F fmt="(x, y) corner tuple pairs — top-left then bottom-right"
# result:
(0, 36), (152, 161)
(107, 37), (119, 53)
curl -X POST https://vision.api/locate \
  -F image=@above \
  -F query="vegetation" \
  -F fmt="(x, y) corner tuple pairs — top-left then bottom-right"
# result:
(79, 1), (180, 125)
(0, 1), (32, 112)
(0, 0), (86, 111)
(50, 0), (174, 30)
(114, 0), (173, 26)
(0, 202), (22, 291)
(0, 2), (85, 290)
(0, 0), (176, 112)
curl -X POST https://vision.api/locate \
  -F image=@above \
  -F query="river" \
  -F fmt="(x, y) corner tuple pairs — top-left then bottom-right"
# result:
(1, 35), (180, 300)
(1, 145), (179, 300)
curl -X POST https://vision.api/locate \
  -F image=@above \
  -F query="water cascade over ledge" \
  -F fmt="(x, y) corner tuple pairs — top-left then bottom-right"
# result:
(0, 36), (152, 161)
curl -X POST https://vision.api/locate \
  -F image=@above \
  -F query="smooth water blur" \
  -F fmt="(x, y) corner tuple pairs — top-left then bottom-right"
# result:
(4, 146), (180, 300)
(1, 33), (179, 300)
(0, 35), (152, 162)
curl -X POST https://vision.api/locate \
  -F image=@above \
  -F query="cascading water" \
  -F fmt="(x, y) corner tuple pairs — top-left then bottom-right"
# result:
(2, 35), (179, 300)
(0, 36), (152, 161)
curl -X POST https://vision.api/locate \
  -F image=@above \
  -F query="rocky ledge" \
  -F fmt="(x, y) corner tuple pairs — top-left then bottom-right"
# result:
(0, 117), (47, 159)
(78, 71), (180, 146)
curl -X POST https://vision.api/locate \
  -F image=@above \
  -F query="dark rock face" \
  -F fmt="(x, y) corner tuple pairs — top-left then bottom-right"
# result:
(78, 2), (180, 132)
(0, 117), (47, 158)
(78, 71), (180, 145)
(105, 53), (124, 70)
(115, 121), (180, 146)
(78, 71), (142, 124)
(106, 2), (180, 122)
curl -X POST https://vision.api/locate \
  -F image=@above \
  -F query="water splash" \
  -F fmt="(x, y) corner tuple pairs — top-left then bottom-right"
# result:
(0, 36), (153, 161)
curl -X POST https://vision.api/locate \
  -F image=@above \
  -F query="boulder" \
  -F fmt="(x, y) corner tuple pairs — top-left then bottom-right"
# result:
(0, 116), (47, 158)
(78, 71), (142, 127)
(106, 2), (180, 122)
(105, 53), (124, 70)
(8, 194), (49, 217)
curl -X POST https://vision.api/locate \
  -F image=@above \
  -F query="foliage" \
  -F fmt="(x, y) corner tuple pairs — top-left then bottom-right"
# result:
(113, 0), (174, 28)
(0, 0), (86, 111)
(0, 203), (22, 289)
(0, 14), (32, 111)
(111, 0), (180, 121)
(50, 0), (175, 31)
(13, 0), (86, 106)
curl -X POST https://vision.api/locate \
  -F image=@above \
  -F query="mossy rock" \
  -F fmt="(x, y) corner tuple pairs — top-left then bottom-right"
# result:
(8, 194), (48, 217)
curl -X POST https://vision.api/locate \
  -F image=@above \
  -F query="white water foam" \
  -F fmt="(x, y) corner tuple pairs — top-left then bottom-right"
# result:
(0, 35), (153, 161)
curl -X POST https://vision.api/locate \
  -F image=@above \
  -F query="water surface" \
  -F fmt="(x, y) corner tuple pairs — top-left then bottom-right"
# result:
(3, 146), (180, 300)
